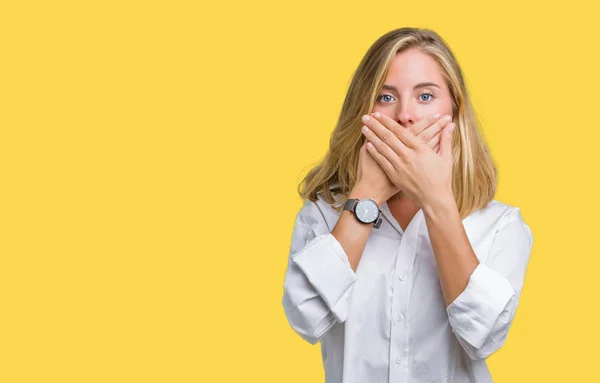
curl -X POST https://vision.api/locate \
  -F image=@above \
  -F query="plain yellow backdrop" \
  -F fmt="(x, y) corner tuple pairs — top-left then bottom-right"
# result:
(1, 0), (599, 381)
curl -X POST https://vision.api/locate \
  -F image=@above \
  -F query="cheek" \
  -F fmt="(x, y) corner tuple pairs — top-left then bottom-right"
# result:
(439, 97), (454, 116)
(429, 104), (453, 119)
(371, 107), (395, 120)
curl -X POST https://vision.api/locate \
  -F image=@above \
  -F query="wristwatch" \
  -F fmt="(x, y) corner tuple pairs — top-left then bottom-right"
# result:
(343, 198), (383, 229)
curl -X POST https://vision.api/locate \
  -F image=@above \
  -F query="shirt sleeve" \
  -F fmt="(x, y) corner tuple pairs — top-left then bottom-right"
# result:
(282, 199), (358, 345)
(446, 207), (534, 360)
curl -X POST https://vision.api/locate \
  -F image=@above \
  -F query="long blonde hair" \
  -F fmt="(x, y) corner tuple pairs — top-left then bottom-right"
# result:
(297, 27), (497, 219)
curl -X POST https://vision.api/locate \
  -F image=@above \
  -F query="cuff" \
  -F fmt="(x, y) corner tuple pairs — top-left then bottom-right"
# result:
(292, 233), (358, 322)
(446, 262), (515, 349)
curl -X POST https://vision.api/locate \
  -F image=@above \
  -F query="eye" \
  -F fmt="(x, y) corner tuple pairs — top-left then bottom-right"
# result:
(377, 91), (436, 104)
(419, 91), (435, 102)
(376, 94), (395, 103)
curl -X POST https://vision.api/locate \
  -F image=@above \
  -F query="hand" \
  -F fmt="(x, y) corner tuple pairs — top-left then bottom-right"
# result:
(369, 112), (452, 154)
(360, 113), (456, 208)
(354, 139), (400, 206)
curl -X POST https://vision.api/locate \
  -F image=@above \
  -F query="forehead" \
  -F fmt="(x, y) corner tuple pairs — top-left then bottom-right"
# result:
(385, 48), (445, 85)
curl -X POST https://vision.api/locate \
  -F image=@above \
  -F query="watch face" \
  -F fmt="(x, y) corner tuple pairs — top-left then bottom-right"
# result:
(355, 199), (379, 224)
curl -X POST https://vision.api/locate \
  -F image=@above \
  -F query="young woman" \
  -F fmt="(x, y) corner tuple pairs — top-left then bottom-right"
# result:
(281, 28), (534, 383)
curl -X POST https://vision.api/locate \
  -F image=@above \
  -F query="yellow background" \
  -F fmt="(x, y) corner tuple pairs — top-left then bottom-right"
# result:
(1, 0), (598, 381)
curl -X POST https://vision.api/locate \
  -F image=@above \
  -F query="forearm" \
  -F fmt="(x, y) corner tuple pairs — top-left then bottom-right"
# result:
(421, 191), (480, 308)
(332, 184), (384, 272)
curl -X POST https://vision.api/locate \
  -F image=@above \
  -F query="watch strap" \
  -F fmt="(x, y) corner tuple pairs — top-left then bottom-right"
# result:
(373, 216), (382, 229)
(343, 198), (359, 212)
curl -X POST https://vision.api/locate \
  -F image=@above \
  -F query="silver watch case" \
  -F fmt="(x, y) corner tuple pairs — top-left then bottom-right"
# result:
(343, 198), (383, 229)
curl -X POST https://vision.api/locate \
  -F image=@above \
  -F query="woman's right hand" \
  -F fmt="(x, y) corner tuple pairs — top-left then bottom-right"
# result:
(353, 139), (400, 206)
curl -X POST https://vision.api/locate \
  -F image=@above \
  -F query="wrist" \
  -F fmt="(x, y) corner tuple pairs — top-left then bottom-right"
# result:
(421, 190), (456, 217)
(349, 184), (385, 207)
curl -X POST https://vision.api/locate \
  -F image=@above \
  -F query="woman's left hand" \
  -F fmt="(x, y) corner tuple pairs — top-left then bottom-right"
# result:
(360, 112), (456, 208)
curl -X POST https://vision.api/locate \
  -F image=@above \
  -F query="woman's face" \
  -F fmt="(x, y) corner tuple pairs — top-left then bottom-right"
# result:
(372, 48), (454, 128)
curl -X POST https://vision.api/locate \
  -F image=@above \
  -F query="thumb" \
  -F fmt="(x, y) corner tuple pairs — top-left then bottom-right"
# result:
(441, 123), (455, 158)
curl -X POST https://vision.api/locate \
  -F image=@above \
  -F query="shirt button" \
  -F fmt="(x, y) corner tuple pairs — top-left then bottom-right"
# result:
(398, 272), (406, 281)
(395, 358), (402, 365)
(396, 314), (404, 322)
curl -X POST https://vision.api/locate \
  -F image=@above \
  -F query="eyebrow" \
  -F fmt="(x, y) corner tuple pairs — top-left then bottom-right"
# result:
(382, 82), (440, 92)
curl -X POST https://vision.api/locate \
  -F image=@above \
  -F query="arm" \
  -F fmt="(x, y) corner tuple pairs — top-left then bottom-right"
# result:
(282, 214), (345, 345)
(447, 211), (533, 359)
(282, 185), (381, 344)
(422, 195), (534, 359)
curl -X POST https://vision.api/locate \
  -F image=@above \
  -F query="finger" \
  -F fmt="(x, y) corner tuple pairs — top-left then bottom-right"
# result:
(409, 112), (443, 136)
(374, 111), (437, 138)
(363, 114), (420, 152)
(362, 115), (409, 159)
(373, 112), (449, 151)
(441, 123), (456, 158)
(371, 112), (405, 134)
(369, 112), (412, 147)
(426, 130), (442, 151)
(366, 141), (396, 177)
(417, 115), (452, 143)
(361, 124), (403, 170)
(433, 142), (440, 154)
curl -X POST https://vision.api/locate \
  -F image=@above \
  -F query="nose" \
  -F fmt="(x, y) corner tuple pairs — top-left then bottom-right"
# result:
(396, 103), (416, 127)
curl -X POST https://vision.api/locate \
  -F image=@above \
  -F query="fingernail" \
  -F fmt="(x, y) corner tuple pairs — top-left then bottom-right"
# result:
(433, 113), (440, 118)
(362, 115), (371, 122)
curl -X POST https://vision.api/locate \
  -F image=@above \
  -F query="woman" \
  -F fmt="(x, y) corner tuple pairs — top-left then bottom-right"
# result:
(282, 28), (534, 383)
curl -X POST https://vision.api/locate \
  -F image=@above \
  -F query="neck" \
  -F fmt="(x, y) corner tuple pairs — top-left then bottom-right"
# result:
(388, 190), (410, 204)
(387, 190), (419, 210)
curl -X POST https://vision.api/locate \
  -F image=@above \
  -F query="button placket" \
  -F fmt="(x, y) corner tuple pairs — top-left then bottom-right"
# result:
(388, 212), (423, 383)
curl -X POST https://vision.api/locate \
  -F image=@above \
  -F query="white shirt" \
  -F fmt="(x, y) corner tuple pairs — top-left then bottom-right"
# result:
(282, 190), (534, 383)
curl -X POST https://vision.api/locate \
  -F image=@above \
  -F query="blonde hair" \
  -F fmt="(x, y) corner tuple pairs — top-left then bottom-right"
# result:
(297, 27), (497, 219)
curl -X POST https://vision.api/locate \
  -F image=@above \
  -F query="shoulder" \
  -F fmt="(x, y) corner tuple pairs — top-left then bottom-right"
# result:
(296, 185), (345, 233)
(467, 199), (531, 235)
(460, 199), (533, 258)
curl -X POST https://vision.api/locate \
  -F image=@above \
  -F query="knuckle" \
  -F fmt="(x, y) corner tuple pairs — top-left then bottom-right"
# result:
(382, 131), (392, 143)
